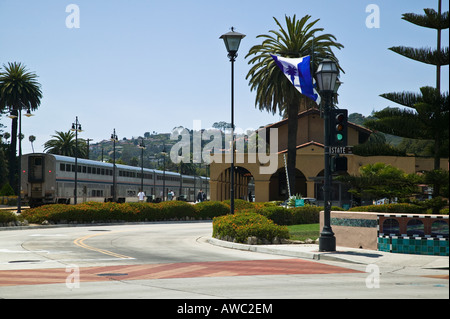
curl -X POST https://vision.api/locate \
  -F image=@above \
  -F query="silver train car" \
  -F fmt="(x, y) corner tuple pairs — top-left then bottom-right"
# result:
(21, 153), (209, 207)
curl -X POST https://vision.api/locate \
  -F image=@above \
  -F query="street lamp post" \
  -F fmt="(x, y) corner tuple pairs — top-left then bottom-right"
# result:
(138, 138), (146, 193)
(71, 117), (82, 205)
(316, 58), (339, 252)
(161, 142), (167, 201)
(111, 129), (118, 202)
(9, 106), (33, 214)
(220, 27), (245, 215)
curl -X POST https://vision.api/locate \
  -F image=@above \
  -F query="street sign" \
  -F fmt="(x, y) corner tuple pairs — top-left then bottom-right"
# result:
(330, 146), (353, 154)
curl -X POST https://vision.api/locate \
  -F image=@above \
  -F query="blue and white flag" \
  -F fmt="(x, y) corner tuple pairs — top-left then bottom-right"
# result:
(271, 55), (321, 105)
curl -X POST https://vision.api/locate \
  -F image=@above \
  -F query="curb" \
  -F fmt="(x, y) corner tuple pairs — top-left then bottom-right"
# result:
(205, 237), (359, 263)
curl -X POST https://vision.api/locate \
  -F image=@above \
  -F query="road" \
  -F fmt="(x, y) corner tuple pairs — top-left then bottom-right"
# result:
(0, 222), (448, 301)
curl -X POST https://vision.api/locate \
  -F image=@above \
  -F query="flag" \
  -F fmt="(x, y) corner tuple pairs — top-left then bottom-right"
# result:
(271, 54), (321, 105)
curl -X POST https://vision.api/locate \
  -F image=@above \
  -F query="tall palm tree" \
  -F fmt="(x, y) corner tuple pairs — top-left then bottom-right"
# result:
(44, 131), (87, 158)
(29, 135), (36, 153)
(245, 15), (343, 194)
(0, 62), (42, 190)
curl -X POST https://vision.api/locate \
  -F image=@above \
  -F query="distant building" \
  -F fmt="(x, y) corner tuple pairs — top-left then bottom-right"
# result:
(209, 107), (448, 206)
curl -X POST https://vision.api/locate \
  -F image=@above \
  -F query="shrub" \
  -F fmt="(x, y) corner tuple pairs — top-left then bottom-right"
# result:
(291, 206), (321, 224)
(128, 202), (163, 221)
(0, 211), (17, 225)
(222, 199), (254, 211)
(212, 212), (289, 243)
(158, 200), (197, 220)
(0, 183), (15, 196)
(348, 203), (426, 214)
(257, 206), (293, 225)
(195, 201), (230, 219)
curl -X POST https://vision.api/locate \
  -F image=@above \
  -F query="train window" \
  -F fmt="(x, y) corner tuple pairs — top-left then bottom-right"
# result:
(101, 168), (105, 175)
(97, 168), (101, 174)
(66, 164), (71, 171)
(60, 164), (65, 171)
(83, 166), (87, 173)
(88, 167), (92, 174)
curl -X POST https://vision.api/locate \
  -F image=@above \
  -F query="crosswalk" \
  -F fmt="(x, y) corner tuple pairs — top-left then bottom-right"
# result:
(0, 259), (361, 287)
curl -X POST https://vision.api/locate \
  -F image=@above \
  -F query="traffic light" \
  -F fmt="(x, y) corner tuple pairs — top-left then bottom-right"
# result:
(330, 109), (348, 147)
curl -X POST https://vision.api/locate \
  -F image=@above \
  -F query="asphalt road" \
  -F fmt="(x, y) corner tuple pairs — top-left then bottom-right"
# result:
(0, 222), (448, 301)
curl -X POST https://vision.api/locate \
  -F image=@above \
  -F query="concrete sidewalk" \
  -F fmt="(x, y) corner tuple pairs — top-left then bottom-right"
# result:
(206, 237), (449, 270)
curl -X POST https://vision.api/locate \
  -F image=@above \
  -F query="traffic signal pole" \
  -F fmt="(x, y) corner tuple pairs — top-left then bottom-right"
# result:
(319, 91), (336, 252)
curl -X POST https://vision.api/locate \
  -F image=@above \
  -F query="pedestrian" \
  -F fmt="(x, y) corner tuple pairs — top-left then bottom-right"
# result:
(138, 190), (145, 202)
(197, 189), (204, 203)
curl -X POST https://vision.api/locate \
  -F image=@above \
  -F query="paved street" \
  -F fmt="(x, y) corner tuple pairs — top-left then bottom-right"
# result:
(0, 222), (448, 300)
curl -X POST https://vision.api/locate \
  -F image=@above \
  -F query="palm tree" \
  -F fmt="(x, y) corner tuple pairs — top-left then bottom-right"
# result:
(0, 62), (42, 190)
(245, 15), (343, 194)
(44, 131), (87, 158)
(29, 135), (36, 153)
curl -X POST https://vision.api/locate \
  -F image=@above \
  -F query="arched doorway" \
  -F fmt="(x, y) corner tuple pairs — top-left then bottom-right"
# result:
(216, 166), (254, 201)
(269, 168), (307, 201)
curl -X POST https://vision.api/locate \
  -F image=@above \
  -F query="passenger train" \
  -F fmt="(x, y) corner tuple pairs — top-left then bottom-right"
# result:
(21, 153), (209, 207)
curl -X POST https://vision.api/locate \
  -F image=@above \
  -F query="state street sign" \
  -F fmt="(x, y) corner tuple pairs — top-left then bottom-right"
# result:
(330, 146), (353, 154)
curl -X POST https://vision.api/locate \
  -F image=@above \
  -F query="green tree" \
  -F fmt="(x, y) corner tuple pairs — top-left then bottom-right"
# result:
(245, 15), (343, 194)
(44, 131), (87, 158)
(337, 163), (421, 202)
(366, 2), (449, 170)
(0, 62), (42, 191)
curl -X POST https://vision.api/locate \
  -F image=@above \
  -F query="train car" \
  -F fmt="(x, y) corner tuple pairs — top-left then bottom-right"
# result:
(21, 153), (209, 207)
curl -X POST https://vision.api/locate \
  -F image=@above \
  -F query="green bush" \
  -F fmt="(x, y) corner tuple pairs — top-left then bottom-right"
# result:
(158, 200), (197, 219)
(222, 199), (254, 211)
(0, 183), (15, 196)
(0, 211), (18, 225)
(212, 212), (289, 243)
(291, 206), (321, 224)
(257, 206), (293, 225)
(195, 201), (230, 219)
(348, 203), (427, 214)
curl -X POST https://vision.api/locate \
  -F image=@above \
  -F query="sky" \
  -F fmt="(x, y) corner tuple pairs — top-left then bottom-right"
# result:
(0, 0), (448, 155)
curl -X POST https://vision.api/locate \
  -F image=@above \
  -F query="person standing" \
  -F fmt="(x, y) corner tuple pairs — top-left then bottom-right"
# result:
(197, 189), (204, 203)
(138, 190), (146, 202)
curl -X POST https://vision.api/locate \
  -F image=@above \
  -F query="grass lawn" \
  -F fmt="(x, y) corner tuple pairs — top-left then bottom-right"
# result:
(287, 224), (320, 241)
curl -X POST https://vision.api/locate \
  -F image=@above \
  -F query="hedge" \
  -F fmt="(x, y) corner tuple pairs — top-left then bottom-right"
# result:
(212, 212), (289, 243)
(348, 203), (427, 214)
(19, 201), (324, 225)
(0, 210), (18, 225)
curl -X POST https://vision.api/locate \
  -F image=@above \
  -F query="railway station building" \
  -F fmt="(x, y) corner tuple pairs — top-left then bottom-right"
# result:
(208, 107), (448, 206)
